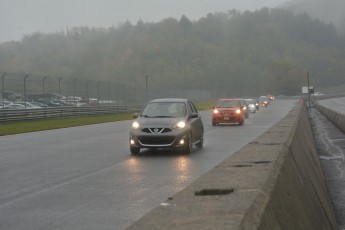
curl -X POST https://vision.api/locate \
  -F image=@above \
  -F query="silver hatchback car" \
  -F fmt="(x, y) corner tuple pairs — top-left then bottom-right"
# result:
(129, 98), (204, 155)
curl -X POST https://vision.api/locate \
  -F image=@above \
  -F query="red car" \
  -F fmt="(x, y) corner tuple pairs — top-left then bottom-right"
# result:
(212, 99), (245, 126)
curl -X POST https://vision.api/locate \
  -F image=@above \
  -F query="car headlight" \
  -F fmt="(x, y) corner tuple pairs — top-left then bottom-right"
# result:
(174, 120), (186, 129)
(236, 109), (241, 114)
(213, 109), (219, 114)
(132, 121), (140, 129)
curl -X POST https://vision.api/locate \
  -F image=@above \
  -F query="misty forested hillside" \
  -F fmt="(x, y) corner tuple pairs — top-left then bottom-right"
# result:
(282, 0), (345, 34)
(1, 8), (344, 96)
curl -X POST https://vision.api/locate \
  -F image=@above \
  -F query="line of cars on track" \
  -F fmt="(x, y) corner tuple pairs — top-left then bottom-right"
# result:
(212, 96), (272, 126)
(128, 96), (273, 155)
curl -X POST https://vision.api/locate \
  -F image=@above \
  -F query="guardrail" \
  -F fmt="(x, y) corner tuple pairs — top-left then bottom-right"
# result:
(0, 105), (137, 122)
(313, 98), (345, 134)
(128, 103), (338, 229)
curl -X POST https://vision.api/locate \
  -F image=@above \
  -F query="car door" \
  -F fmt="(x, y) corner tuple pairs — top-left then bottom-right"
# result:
(187, 101), (203, 141)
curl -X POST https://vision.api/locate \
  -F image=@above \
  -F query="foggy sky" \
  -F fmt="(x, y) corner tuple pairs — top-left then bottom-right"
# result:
(0, 0), (287, 43)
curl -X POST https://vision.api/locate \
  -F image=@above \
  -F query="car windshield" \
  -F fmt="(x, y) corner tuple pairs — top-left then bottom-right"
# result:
(245, 99), (254, 104)
(141, 102), (186, 117)
(217, 100), (239, 108)
(259, 96), (267, 102)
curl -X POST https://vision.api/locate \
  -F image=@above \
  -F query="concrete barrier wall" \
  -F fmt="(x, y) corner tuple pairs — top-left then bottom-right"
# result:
(314, 101), (345, 134)
(128, 104), (338, 230)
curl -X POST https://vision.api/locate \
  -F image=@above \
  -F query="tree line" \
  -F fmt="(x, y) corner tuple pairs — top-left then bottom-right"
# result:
(1, 8), (344, 96)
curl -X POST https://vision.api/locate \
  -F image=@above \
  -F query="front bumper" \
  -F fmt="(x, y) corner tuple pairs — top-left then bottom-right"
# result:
(129, 128), (189, 148)
(212, 114), (243, 124)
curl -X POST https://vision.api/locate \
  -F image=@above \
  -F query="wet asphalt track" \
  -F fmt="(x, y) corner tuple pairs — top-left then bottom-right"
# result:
(0, 99), (296, 230)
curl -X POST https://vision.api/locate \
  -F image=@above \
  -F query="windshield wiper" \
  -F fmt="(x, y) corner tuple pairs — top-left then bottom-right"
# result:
(140, 115), (173, 118)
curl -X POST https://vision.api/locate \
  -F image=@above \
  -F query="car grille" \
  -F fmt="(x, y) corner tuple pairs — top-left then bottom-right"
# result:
(138, 136), (175, 146)
(221, 112), (235, 116)
(142, 128), (172, 133)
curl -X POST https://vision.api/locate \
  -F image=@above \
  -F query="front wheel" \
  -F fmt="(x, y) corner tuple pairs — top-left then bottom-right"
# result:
(196, 136), (203, 148)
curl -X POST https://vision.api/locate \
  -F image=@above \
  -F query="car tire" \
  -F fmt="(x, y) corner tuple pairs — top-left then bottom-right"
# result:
(239, 119), (244, 126)
(130, 146), (140, 155)
(196, 136), (203, 148)
(183, 133), (193, 153)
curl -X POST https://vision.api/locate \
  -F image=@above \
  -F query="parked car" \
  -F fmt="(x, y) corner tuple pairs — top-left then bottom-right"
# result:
(244, 99), (256, 113)
(312, 92), (324, 96)
(13, 101), (41, 109)
(8, 103), (26, 109)
(129, 98), (204, 155)
(0, 100), (13, 109)
(212, 98), (245, 126)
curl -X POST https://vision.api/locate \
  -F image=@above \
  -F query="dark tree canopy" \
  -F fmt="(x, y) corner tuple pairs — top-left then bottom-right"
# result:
(1, 8), (345, 96)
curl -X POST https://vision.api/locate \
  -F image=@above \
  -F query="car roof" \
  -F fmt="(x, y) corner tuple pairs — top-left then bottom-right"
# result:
(148, 98), (188, 103)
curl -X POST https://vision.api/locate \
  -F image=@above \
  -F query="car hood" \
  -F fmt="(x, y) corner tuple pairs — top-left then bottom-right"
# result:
(137, 117), (184, 126)
(216, 107), (238, 112)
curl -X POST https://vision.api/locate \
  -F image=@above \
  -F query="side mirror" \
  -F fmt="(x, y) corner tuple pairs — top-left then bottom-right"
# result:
(132, 113), (138, 118)
(189, 113), (199, 119)
(211, 105), (215, 109)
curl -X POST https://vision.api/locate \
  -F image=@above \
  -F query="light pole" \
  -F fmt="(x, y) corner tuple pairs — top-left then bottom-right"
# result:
(145, 75), (148, 89)
(97, 81), (101, 106)
(58, 77), (63, 97)
(73, 78), (78, 106)
(307, 71), (311, 109)
(86, 80), (90, 105)
(24, 74), (29, 109)
(1, 72), (6, 109)
(42, 76), (47, 105)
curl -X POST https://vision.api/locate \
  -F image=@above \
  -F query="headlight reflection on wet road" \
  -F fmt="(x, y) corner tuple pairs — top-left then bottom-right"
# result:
(172, 156), (192, 191)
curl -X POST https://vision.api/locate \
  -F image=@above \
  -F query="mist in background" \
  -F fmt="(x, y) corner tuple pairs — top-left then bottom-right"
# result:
(0, 0), (286, 42)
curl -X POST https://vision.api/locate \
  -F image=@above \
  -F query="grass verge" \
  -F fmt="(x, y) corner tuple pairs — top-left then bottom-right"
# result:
(0, 113), (133, 136)
(0, 101), (216, 136)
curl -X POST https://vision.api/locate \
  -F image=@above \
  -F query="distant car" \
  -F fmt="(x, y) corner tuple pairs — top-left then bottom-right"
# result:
(254, 99), (260, 111)
(312, 92), (324, 96)
(267, 95), (275, 101)
(259, 96), (269, 107)
(212, 99), (245, 126)
(244, 99), (256, 113)
(129, 98), (204, 155)
(239, 99), (249, 118)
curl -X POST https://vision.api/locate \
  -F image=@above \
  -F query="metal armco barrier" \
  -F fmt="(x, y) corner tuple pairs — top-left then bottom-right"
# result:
(0, 105), (135, 122)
